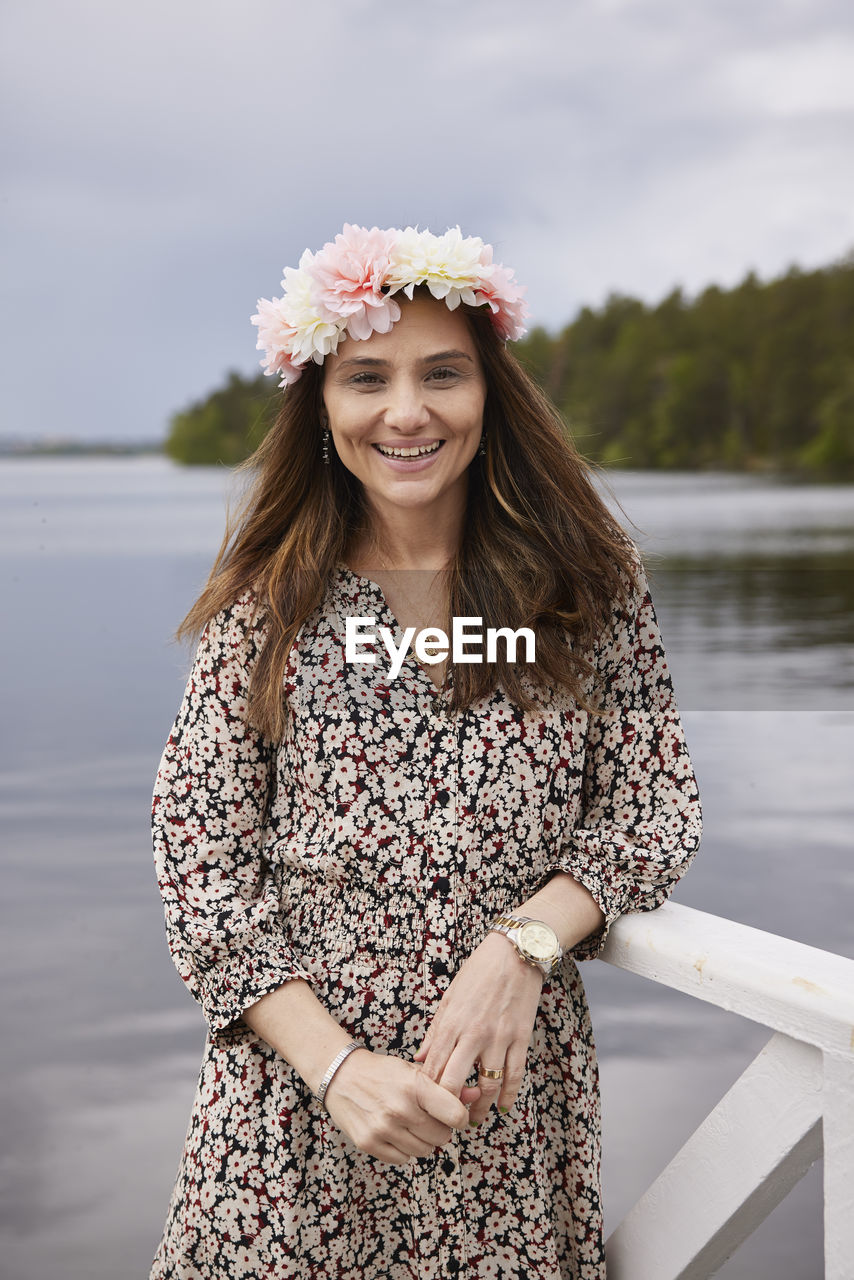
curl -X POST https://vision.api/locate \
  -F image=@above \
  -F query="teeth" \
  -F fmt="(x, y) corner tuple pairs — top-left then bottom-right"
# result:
(376, 441), (442, 458)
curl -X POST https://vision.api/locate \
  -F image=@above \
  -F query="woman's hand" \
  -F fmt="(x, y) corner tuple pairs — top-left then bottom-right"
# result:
(323, 1048), (477, 1166)
(413, 932), (544, 1126)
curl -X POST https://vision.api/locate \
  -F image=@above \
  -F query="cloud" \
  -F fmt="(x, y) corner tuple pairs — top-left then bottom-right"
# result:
(719, 34), (854, 116)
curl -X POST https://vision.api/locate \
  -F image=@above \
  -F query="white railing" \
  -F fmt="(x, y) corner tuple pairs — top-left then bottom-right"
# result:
(598, 902), (854, 1280)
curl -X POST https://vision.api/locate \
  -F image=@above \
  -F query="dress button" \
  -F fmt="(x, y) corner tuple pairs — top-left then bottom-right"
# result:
(430, 695), (443, 715)
(441, 1157), (456, 1176)
(436, 788), (450, 807)
(447, 1258), (460, 1274)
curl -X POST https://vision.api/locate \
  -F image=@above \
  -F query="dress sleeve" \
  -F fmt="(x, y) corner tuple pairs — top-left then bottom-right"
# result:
(152, 593), (312, 1034)
(552, 558), (702, 961)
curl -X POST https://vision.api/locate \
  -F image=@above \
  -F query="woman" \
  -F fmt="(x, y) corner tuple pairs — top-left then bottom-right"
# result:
(151, 224), (701, 1279)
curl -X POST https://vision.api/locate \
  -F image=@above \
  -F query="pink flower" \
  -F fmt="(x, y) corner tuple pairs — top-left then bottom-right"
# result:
(250, 296), (305, 386)
(474, 252), (530, 342)
(305, 224), (401, 340)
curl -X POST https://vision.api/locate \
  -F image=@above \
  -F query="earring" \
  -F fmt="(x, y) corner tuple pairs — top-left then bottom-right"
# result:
(478, 433), (487, 457)
(322, 427), (330, 465)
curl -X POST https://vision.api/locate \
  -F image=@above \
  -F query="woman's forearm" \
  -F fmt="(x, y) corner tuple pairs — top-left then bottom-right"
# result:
(241, 979), (353, 1096)
(515, 872), (606, 951)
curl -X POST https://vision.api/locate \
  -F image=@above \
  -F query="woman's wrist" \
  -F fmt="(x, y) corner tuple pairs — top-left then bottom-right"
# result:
(515, 875), (606, 951)
(241, 979), (357, 1096)
(314, 1040), (365, 1110)
(486, 915), (559, 980)
(481, 928), (547, 985)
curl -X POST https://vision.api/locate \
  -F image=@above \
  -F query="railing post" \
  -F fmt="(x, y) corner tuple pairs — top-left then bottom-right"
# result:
(823, 1050), (854, 1280)
(604, 1032), (823, 1279)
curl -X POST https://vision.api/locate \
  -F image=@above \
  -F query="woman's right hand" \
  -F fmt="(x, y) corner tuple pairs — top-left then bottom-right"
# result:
(324, 1048), (476, 1165)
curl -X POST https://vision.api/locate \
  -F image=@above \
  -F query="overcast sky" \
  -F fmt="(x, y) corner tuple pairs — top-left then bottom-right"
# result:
(3, 0), (853, 443)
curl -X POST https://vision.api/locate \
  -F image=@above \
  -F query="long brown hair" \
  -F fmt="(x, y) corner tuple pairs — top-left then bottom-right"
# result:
(178, 296), (639, 738)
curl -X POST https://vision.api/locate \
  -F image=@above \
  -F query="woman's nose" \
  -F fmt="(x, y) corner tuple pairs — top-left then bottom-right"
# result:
(382, 380), (431, 431)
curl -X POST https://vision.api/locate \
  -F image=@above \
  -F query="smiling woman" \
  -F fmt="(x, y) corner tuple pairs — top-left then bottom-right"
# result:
(149, 224), (701, 1280)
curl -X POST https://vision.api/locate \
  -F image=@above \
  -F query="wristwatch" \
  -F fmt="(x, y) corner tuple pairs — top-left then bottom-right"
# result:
(488, 914), (563, 978)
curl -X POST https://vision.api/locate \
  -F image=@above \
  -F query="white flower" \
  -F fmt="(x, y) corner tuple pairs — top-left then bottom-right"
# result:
(279, 253), (344, 365)
(386, 226), (489, 309)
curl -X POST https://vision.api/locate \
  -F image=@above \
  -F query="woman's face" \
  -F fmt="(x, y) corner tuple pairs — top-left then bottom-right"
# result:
(321, 292), (487, 525)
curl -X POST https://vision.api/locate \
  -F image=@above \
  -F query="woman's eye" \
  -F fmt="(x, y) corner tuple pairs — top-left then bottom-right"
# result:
(427, 366), (459, 382)
(351, 372), (382, 386)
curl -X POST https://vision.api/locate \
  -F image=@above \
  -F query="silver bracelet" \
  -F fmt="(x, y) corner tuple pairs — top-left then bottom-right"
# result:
(314, 1040), (364, 1111)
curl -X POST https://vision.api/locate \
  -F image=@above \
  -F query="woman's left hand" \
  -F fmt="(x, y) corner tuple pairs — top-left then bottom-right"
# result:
(413, 931), (544, 1126)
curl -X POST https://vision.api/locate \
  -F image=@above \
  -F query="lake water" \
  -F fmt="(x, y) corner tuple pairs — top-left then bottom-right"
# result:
(0, 457), (851, 1279)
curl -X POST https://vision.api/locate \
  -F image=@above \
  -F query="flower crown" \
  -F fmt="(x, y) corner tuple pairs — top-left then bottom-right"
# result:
(251, 224), (529, 388)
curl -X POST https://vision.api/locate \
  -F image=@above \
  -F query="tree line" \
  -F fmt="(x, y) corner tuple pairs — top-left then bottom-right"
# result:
(165, 256), (854, 476)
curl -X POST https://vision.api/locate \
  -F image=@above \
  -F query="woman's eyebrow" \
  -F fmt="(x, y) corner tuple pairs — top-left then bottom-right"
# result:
(421, 349), (474, 365)
(334, 356), (388, 371)
(334, 350), (475, 372)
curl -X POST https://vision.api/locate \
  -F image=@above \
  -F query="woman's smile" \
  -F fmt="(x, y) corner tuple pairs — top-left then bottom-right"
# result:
(371, 438), (445, 468)
(373, 439), (443, 457)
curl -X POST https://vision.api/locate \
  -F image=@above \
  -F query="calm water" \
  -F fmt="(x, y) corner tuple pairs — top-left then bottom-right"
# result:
(0, 458), (851, 1279)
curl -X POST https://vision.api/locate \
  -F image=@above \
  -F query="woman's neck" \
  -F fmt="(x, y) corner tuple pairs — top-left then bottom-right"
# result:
(351, 500), (465, 573)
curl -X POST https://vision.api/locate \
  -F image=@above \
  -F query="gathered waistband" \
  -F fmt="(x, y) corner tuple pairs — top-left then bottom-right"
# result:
(274, 862), (538, 962)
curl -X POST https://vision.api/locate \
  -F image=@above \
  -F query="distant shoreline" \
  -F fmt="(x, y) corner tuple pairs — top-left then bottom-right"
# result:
(0, 440), (163, 458)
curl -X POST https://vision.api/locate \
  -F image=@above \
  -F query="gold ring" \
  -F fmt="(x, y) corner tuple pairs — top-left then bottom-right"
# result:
(477, 1066), (505, 1080)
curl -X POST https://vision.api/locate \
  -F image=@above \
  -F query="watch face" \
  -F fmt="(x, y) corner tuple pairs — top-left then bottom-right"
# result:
(519, 921), (557, 961)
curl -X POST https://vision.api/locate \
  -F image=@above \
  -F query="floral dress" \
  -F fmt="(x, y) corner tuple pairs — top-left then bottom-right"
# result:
(150, 561), (701, 1280)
